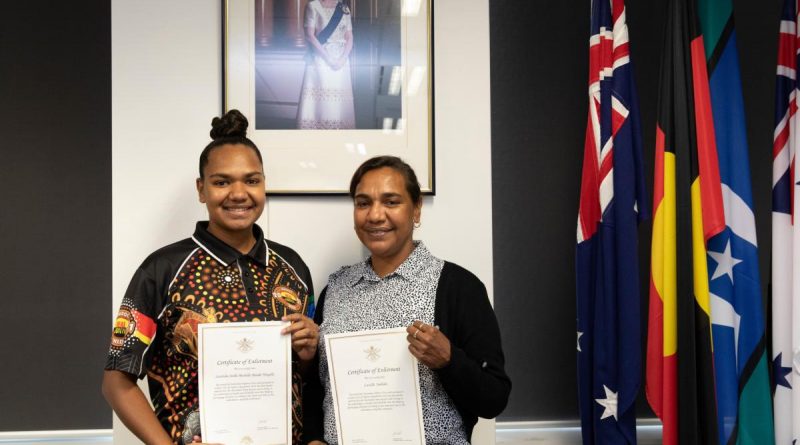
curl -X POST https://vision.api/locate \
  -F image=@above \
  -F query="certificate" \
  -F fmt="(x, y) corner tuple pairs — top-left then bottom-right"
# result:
(325, 327), (425, 445)
(198, 321), (291, 445)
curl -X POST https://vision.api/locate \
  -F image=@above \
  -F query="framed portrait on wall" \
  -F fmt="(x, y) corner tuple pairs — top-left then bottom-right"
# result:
(223, 0), (434, 195)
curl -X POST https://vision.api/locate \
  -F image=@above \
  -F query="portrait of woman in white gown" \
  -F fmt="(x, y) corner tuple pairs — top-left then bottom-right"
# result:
(296, 0), (356, 129)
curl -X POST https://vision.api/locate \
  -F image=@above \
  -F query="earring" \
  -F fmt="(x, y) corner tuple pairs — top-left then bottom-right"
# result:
(413, 220), (421, 229)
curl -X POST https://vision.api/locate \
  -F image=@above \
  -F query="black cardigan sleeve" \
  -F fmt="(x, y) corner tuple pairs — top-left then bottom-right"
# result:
(433, 262), (511, 434)
(302, 286), (328, 444)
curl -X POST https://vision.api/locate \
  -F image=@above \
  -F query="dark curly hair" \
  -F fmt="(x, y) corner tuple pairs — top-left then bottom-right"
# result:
(198, 109), (263, 178)
(349, 156), (421, 204)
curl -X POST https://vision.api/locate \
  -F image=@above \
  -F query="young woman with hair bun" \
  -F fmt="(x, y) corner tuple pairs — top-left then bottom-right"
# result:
(102, 110), (318, 445)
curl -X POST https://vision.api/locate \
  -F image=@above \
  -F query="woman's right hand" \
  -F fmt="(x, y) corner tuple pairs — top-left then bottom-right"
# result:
(323, 51), (344, 70)
(329, 58), (344, 70)
(308, 441), (327, 445)
(323, 51), (337, 69)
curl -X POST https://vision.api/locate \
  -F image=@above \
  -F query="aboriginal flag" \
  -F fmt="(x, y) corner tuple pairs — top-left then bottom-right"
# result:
(576, 0), (647, 443)
(645, 0), (724, 444)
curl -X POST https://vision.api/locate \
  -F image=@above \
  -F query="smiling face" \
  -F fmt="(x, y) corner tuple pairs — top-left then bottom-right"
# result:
(196, 144), (266, 243)
(353, 167), (421, 272)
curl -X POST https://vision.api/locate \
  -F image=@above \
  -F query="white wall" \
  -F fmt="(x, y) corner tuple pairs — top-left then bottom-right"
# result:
(112, 0), (494, 443)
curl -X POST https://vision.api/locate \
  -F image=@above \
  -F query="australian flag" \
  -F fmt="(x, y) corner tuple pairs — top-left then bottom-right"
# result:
(576, 0), (647, 443)
(772, 0), (800, 442)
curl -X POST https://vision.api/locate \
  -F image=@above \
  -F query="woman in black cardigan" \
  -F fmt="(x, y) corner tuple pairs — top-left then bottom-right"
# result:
(304, 156), (511, 444)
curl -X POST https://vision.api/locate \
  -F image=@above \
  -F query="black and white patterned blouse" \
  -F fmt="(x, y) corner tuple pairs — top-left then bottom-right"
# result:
(317, 242), (469, 445)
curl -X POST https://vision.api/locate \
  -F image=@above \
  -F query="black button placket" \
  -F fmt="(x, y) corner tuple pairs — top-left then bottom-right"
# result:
(237, 258), (258, 305)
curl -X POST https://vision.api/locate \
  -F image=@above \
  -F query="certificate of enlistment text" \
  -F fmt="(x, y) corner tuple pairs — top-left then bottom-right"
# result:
(325, 327), (425, 445)
(198, 321), (291, 445)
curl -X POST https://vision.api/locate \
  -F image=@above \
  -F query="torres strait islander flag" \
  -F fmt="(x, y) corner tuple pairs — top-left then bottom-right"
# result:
(646, 0), (724, 443)
(773, 0), (800, 442)
(576, 0), (647, 443)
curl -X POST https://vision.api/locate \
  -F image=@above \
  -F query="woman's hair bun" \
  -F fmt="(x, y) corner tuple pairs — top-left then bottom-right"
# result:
(210, 109), (249, 140)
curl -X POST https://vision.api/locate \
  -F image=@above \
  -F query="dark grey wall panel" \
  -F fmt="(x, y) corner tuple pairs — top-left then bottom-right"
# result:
(0, 1), (111, 430)
(490, 0), (780, 421)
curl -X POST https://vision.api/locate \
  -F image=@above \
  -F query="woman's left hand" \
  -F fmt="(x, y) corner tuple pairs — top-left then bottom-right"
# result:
(330, 57), (345, 70)
(406, 321), (451, 369)
(282, 313), (319, 362)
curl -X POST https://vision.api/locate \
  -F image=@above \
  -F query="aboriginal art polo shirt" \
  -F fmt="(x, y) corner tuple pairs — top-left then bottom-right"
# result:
(105, 222), (314, 445)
